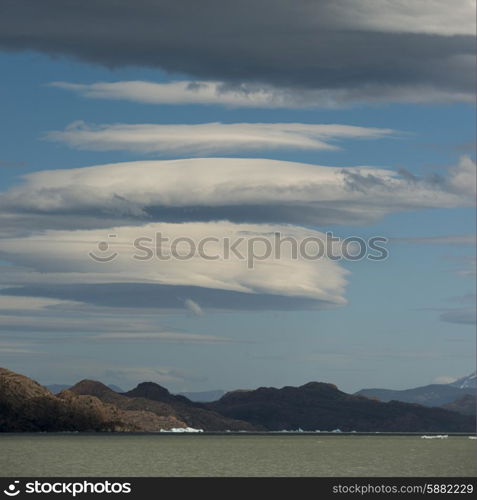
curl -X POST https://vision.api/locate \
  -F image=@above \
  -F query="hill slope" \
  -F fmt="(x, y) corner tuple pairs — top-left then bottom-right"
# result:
(0, 368), (128, 431)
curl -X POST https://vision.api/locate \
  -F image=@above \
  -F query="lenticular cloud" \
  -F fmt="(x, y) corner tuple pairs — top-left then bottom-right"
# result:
(1, 157), (474, 228)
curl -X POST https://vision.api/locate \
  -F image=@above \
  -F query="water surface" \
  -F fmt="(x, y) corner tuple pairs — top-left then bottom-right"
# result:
(1, 434), (475, 477)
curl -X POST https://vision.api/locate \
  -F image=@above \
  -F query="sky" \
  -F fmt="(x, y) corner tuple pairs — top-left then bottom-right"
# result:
(0, 0), (475, 393)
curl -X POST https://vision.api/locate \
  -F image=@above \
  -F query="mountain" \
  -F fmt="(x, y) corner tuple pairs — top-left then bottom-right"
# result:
(355, 384), (474, 407)
(46, 383), (124, 394)
(442, 394), (476, 416)
(69, 380), (257, 431)
(0, 368), (133, 431)
(449, 372), (476, 390)
(125, 382), (189, 404)
(0, 368), (207, 432)
(123, 382), (258, 431)
(206, 382), (475, 432)
(177, 390), (226, 402)
(64, 380), (187, 431)
(2, 367), (474, 433)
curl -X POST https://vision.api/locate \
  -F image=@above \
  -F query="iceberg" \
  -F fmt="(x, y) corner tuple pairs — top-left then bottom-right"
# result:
(161, 427), (204, 433)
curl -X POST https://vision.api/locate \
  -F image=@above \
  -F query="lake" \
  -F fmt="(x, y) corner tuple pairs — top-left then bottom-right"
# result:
(1, 434), (475, 477)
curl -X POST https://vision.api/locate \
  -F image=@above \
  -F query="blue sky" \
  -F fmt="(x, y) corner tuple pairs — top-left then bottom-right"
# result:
(0, 1), (475, 393)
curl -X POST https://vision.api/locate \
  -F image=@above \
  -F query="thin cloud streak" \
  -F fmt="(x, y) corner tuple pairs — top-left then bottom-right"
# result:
(45, 121), (394, 155)
(51, 80), (474, 108)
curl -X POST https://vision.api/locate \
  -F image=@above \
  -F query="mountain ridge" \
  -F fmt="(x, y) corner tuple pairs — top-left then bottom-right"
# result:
(1, 367), (475, 432)
(207, 381), (475, 432)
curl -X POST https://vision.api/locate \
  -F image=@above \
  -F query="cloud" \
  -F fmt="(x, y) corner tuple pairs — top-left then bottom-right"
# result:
(440, 308), (476, 325)
(45, 121), (394, 155)
(325, 0), (476, 36)
(92, 332), (232, 344)
(0, 283), (338, 313)
(433, 375), (457, 384)
(0, 222), (349, 306)
(184, 299), (203, 316)
(0, 295), (79, 311)
(1, 1), (474, 103)
(445, 255), (476, 277)
(0, 341), (44, 355)
(0, 157), (474, 229)
(0, 295), (241, 344)
(0, 292), (233, 340)
(0, 311), (168, 334)
(449, 293), (476, 304)
(51, 80), (474, 108)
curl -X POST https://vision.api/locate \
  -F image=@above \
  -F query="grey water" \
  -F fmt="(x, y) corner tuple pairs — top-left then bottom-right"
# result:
(1, 434), (475, 477)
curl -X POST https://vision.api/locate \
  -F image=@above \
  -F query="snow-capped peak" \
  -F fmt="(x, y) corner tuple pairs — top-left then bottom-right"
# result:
(449, 372), (476, 389)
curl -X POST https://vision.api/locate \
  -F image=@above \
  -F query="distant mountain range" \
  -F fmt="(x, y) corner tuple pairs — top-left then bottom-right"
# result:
(177, 390), (226, 402)
(1, 367), (475, 432)
(355, 372), (476, 407)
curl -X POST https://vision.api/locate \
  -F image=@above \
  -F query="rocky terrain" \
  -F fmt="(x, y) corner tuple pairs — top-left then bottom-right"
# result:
(0, 368), (126, 431)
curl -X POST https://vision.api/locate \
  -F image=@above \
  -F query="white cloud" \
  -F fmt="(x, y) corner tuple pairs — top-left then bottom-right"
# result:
(1, 157), (474, 227)
(0, 221), (349, 305)
(45, 121), (393, 155)
(184, 299), (203, 316)
(0, 295), (79, 311)
(331, 0), (476, 36)
(51, 80), (474, 108)
(446, 155), (477, 198)
(50, 81), (290, 108)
